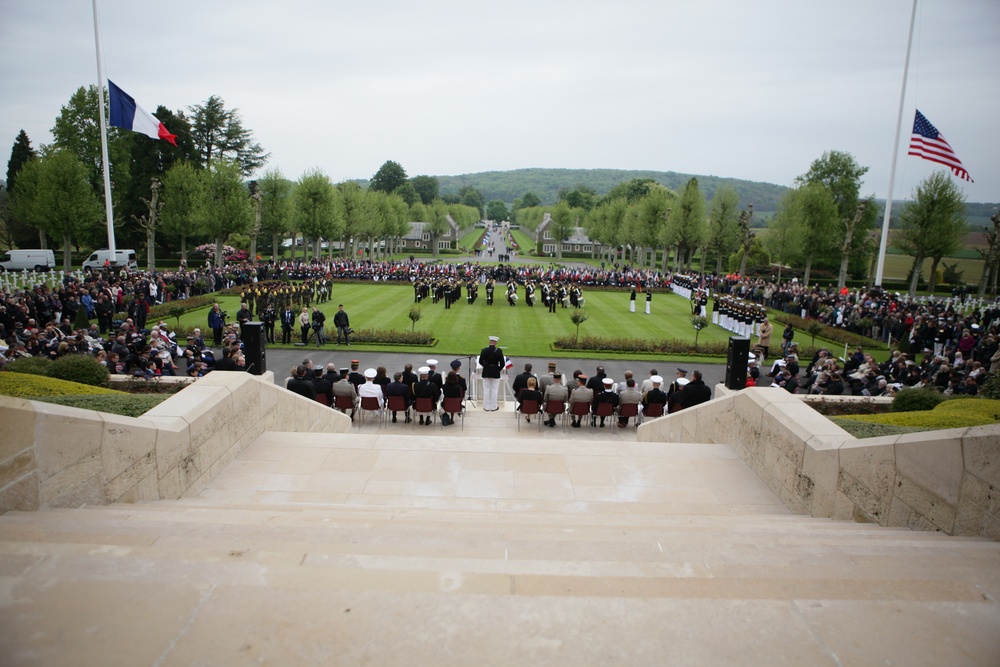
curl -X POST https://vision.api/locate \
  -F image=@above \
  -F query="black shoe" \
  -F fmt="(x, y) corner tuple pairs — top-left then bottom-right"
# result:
(571, 421), (581, 428)
(405, 415), (412, 423)
(419, 416), (425, 425)
(392, 414), (397, 423)
(545, 420), (555, 428)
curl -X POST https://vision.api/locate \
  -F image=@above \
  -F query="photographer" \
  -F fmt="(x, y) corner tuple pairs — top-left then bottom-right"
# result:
(208, 303), (226, 346)
(334, 304), (351, 345)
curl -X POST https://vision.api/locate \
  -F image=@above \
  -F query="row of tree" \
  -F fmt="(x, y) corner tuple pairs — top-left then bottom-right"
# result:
(1, 85), (484, 270)
(508, 151), (981, 297)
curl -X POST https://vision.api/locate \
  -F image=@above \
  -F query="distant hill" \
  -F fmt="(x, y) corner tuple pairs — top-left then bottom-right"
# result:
(434, 168), (789, 212)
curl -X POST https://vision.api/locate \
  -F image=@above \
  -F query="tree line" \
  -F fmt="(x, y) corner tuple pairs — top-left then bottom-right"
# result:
(1, 87), (479, 271)
(508, 151), (988, 297)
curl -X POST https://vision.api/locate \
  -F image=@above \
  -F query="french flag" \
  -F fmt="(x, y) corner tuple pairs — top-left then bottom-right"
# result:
(108, 80), (177, 146)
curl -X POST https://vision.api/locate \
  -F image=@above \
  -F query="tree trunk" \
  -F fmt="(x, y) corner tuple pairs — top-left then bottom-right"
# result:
(146, 227), (156, 273)
(215, 237), (224, 269)
(738, 247), (749, 277)
(180, 237), (188, 263)
(39, 230), (47, 249)
(62, 233), (72, 273)
(803, 251), (815, 287)
(272, 233), (280, 262)
(907, 253), (924, 297)
(927, 256), (942, 294)
(977, 263), (989, 299)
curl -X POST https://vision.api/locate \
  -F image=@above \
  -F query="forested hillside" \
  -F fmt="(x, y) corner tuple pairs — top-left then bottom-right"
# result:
(435, 168), (789, 211)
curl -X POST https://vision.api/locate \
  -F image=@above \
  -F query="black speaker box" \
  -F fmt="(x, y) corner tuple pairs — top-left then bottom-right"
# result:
(240, 321), (266, 376)
(725, 336), (750, 390)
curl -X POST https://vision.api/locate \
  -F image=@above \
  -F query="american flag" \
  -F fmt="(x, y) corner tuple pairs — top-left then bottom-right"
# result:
(908, 110), (973, 182)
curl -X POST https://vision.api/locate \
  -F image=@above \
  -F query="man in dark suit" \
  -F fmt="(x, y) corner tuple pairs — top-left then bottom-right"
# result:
(673, 370), (712, 411)
(286, 365), (316, 399)
(385, 371), (413, 423)
(512, 363), (535, 400)
(280, 306), (295, 344)
(585, 365), (606, 394)
(213, 347), (242, 372)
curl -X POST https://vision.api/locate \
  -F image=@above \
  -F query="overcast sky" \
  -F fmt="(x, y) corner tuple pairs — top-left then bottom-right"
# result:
(2, 1), (998, 203)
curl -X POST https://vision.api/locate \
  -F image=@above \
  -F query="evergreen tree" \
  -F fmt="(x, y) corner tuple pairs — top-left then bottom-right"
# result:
(6, 130), (35, 195)
(5, 130), (37, 247)
(189, 96), (268, 176)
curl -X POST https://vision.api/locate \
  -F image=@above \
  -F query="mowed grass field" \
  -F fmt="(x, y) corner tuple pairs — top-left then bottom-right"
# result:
(882, 253), (984, 285)
(176, 284), (736, 361)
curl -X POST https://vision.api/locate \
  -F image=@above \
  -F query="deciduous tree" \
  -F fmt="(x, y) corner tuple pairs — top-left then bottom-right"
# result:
(486, 200), (509, 222)
(706, 184), (740, 274)
(896, 171), (967, 296)
(201, 160), (253, 268)
(161, 161), (205, 262)
(294, 168), (338, 260)
(11, 150), (101, 270)
(409, 175), (439, 205)
(369, 160), (408, 194)
(257, 168), (293, 261)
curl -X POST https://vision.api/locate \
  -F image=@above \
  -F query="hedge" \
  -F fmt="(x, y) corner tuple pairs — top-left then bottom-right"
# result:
(0, 372), (121, 399)
(554, 335), (728, 356)
(837, 397), (1000, 430)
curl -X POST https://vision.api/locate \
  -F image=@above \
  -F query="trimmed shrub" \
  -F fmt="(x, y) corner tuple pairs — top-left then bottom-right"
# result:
(980, 374), (1000, 400)
(5, 356), (53, 377)
(349, 328), (435, 346)
(839, 398), (1000, 431)
(0, 372), (121, 399)
(889, 388), (944, 413)
(47, 354), (111, 387)
(44, 394), (169, 418)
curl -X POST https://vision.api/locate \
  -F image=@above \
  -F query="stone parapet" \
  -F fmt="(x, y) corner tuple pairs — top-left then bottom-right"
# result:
(637, 387), (1000, 539)
(0, 372), (350, 511)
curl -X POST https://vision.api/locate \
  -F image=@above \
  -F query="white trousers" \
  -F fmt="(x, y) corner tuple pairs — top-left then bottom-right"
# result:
(482, 378), (500, 410)
(645, 302), (650, 314)
(630, 301), (636, 312)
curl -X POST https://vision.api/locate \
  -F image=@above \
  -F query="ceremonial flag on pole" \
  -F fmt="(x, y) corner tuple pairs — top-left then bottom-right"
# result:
(107, 79), (177, 146)
(907, 110), (972, 182)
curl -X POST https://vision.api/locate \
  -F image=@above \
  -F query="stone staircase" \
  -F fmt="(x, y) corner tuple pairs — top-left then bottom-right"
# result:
(2, 408), (999, 666)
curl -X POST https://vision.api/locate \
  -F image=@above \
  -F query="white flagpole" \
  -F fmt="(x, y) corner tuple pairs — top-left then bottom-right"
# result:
(92, 0), (117, 258)
(874, 0), (918, 287)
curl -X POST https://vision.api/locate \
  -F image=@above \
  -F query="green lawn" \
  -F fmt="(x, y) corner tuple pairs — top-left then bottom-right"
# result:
(176, 284), (738, 360)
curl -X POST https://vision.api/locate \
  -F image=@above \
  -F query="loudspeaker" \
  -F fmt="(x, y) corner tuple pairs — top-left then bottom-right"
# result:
(240, 321), (266, 376)
(725, 336), (750, 390)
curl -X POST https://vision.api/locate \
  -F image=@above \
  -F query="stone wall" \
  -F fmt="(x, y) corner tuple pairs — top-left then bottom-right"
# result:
(637, 387), (1000, 539)
(0, 372), (350, 511)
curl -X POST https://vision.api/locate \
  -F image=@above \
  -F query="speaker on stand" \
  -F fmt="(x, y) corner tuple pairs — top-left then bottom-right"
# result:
(725, 336), (750, 390)
(240, 321), (266, 376)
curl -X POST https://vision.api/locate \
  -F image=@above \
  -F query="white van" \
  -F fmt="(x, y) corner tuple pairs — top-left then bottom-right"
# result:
(82, 249), (138, 271)
(0, 249), (56, 271)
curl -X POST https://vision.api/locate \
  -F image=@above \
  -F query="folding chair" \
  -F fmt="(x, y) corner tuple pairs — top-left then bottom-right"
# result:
(334, 393), (355, 420)
(441, 396), (465, 430)
(543, 400), (566, 430)
(594, 402), (615, 428)
(642, 402), (665, 423)
(517, 399), (541, 431)
(315, 393), (330, 407)
(413, 397), (436, 427)
(616, 402), (639, 430)
(569, 400), (590, 428)
(386, 394), (409, 424)
(359, 395), (383, 428)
